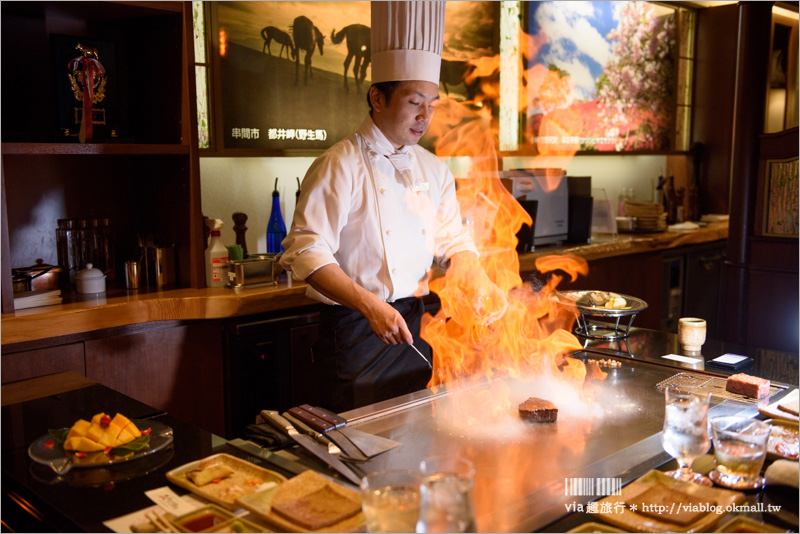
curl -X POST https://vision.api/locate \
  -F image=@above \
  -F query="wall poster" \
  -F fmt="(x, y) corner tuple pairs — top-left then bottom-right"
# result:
(523, 2), (679, 153)
(212, 1), (495, 152)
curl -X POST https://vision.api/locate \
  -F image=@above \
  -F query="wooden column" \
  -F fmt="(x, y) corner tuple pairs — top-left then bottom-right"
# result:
(723, 2), (773, 344)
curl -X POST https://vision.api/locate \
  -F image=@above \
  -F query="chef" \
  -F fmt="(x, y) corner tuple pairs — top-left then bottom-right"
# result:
(281, 1), (506, 412)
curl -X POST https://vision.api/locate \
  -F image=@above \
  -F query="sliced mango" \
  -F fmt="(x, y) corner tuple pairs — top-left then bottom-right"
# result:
(64, 436), (105, 452)
(66, 419), (91, 439)
(63, 412), (141, 452)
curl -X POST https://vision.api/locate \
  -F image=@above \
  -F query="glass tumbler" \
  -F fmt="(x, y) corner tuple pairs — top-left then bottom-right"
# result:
(360, 469), (421, 533)
(710, 416), (771, 490)
(416, 456), (476, 533)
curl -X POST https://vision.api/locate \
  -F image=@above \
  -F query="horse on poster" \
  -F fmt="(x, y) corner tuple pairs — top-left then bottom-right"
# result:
(292, 16), (325, 86)
(261, 26), (295, 60)
(330, 24), (371, 93)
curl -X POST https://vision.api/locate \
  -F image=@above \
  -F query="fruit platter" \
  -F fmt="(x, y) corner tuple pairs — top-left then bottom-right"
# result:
(28, 412), (173, 475)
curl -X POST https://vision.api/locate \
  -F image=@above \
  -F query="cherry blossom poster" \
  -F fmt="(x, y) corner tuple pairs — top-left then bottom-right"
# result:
(524, 1), (677, 153)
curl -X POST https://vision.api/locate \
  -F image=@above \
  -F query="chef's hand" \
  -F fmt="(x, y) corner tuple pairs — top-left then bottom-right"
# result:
(364, 298), (414, 345)
(447, 251), (508, 326)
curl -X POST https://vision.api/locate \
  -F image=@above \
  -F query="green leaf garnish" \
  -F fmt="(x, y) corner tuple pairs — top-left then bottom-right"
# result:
(48, 428), (69, 444)
(108, 435), (150, 456)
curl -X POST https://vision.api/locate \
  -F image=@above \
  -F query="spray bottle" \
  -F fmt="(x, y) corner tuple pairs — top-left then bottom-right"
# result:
(266, 178), (287, 253)
(205, 218), (228, 287)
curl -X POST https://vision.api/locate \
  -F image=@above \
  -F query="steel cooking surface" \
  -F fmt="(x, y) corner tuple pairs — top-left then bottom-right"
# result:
(342, 354), (751, 532)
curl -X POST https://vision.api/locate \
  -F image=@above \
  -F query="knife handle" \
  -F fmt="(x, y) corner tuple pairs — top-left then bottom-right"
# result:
(300, 404), (347, 429)
(284, 412), (325, 440)
(289, 406), (335, 433)
(260, 410), (294, 436)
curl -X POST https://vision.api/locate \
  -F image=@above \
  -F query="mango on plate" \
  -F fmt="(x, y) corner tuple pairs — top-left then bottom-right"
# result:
(64, 436), (105, 452)
(66, 419), (91, 439)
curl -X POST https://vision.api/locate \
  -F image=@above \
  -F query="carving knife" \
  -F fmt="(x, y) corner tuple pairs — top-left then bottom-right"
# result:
(260, 410), (362, 486)
(287, 406), (368, 462)
(282, 411), (343, 456)
(226, 438), (309, 476)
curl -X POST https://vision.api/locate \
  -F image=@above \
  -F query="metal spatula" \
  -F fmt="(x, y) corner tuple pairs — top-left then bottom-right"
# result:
(289, 404), (402, 459)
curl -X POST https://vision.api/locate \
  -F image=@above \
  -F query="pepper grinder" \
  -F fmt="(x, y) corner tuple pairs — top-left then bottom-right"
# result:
(232, 212), (249, 257)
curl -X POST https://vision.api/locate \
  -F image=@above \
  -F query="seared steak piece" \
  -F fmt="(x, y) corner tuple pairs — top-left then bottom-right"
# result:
(518, 397), (558, 423)
(725, 373), (770, 399)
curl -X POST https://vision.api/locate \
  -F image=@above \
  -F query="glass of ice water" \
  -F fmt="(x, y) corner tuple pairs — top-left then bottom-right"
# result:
(661, 387), (713, 486)
(360, 469), (421, 533)
(416, 456), (476, 533)
(710, 416), (771, 489)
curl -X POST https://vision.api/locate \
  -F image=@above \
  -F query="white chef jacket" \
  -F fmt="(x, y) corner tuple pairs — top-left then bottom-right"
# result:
(281, 114), (478, 304)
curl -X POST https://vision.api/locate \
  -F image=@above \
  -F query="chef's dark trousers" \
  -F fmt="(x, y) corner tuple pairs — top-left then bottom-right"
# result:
(312, 296), (433, 413)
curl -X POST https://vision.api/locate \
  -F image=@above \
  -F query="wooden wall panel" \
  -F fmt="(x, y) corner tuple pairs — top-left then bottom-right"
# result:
(1, 343), (85, 384)
(85, 321), (225, 435)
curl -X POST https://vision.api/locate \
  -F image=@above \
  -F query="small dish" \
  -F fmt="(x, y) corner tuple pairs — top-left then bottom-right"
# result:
(765, 419), (799, 461)
(236, 470), (364, 533)
(712, 515), (786, 533)
(166, 453), (286, 510)
(589, 469), (744, 533)
(171, 505), (235, 533)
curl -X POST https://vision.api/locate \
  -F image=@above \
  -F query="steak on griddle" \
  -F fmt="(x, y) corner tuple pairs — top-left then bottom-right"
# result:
(518, 397), (558, 423)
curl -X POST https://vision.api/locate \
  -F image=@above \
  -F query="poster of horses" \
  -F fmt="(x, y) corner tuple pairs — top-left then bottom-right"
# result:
(214, 1), (495, 151)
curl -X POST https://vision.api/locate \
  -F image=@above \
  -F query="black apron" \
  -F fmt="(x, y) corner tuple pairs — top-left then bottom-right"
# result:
(312, 296), (433, 412)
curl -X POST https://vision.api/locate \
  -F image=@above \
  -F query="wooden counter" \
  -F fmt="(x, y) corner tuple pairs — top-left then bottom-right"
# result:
(1, 222), (728, 347)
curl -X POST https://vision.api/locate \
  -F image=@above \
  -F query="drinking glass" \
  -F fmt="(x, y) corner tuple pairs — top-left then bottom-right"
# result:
(710, 416), (771, 489)
(416, 456), (476, 533)
(360, 469), (421, 533)
(661, 388), (712, 486)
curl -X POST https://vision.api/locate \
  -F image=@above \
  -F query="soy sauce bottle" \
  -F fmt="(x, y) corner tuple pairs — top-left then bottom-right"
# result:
(266, 178), (286, 253)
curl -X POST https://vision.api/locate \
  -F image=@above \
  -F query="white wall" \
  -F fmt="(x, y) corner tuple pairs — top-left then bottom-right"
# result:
(504, 154), (669, 204)
(200, 154), (670, 252)
(200, 158), (316, 255)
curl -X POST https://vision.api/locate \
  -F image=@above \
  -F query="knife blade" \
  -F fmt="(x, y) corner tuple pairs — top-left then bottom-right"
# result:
(260, 410), (362, 486)
(288, 406), (368, 462)
(226, 438), (309, 476)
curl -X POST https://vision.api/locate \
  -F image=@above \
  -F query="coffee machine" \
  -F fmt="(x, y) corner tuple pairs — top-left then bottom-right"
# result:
(501, 169), (568, 246)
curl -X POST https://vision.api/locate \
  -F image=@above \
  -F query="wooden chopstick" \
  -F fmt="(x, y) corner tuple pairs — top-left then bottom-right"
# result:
(145, 510), (174, 533)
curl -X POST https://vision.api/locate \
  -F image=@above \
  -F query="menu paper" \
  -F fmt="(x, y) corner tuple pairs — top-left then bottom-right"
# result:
(145, 486), (199, 516)
(662, 354), (703, 364)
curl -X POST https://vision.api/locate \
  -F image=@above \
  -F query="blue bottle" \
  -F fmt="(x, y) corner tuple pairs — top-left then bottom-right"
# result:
(266, 178), (286, 253)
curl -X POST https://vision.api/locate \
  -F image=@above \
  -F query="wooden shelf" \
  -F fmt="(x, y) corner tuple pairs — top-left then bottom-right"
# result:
(2, 142), (190, 156)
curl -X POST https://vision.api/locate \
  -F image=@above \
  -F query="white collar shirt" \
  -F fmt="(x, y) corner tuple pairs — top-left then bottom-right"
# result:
(281, 114), (477, 304)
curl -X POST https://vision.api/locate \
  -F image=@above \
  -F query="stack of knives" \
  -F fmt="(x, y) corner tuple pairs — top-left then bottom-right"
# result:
(229, 405), (400, 487)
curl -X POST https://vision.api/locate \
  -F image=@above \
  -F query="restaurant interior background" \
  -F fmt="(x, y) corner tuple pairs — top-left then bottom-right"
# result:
(2, 0), (798, 354)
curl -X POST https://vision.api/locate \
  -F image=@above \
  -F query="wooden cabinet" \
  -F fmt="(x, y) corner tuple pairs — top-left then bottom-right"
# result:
(1, 1), (204, 314)
(85, 321), (226, 436)
(1, 342), (85, 384)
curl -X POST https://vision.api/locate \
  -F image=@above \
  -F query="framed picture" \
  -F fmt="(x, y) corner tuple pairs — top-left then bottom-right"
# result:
(209, 1), (496, 154)
(521, 2), (682, 153)
(761, 157), (799, 238)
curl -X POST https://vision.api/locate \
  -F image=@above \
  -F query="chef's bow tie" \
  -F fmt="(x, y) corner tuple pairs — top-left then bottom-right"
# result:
(386, 151), (412, 172)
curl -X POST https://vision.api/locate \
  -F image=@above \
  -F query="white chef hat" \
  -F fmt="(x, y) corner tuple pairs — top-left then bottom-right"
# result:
(371, 1), (445, 85)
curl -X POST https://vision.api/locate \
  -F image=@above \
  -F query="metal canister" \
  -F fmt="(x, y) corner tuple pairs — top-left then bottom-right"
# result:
(125, 260), (140, 289)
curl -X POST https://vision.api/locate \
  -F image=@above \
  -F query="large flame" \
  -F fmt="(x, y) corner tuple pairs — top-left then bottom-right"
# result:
(421, 44), (596, 419)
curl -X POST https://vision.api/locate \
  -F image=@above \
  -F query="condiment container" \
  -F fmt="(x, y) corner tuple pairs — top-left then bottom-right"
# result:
(75, 263), (106, 294)
(170, 504), (235, 533)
